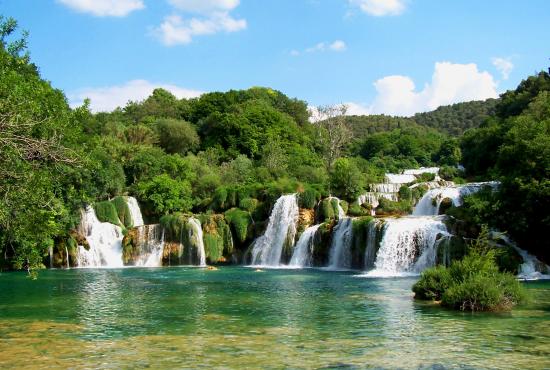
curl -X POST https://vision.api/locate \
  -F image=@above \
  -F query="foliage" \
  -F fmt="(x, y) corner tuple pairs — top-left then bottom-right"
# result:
(136, 175), (193, 216)
(413, 99), (498, 136)
(155, 118), (200, 155)
(329, 158), (364, 200)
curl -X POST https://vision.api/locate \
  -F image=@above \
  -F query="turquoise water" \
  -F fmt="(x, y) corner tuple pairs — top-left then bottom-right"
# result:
(0, 267), (549, 369)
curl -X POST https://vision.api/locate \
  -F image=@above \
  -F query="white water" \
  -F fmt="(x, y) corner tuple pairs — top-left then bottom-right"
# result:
(289, 224), (321, 268)
(366, 216), (450, 277)
(385, 173), (416, 184)
(76, 206), (124, 268)
(127, 196), (144, 227)
(403, 167), (440, 176)
(133, 225), (165, 267)
(327, 218), (354, 270)
(251, 194), (299, 266)
(188, 218), (206, 267)
(413, 182), (499, 216)
(370, 183), (403, 194)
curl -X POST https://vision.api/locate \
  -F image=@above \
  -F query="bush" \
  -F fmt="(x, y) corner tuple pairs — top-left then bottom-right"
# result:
(94, 201), (121, 226)
(413, 230), (528, 311)
(412, 266), (451, 300)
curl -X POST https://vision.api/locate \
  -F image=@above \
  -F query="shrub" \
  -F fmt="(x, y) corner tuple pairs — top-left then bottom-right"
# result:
(412, 266), (451, 300)
(239, 197), (259, 213)
(94, 201), (121, 226)
(413, 230), (528, 311)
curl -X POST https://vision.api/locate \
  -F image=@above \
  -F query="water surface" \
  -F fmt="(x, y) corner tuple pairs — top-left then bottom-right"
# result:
(0, 267), (549, 369)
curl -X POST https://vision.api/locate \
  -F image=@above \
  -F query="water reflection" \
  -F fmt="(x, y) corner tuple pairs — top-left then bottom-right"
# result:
(0, 268), (548, 369)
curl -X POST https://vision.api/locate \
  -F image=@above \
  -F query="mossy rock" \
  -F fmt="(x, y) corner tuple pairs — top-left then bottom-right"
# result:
(436, 236), (468, 266)
(112, 196), (133, 228)
(94, 201), (122, 226)
(224, 208), (251, 244)
(495, 245), (523, 274)
(438, 198), (453, 215)
(298, 188), (319, 209)
(348, 202), (371, 217)
(311, 221), (335, 266)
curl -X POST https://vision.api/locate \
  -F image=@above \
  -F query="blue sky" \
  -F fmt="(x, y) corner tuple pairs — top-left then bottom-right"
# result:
(2, 0), (549, 115)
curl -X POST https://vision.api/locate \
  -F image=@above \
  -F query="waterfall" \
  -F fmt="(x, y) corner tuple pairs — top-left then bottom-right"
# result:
(76, 206), (124, 268)
(490, 232), (550, 280)
(65, 246), (70, 269)
(289, 224), (321, 268)
(327, 218), (354, 270)
(49, 245), (53, 269)
(126, 196), (144, 227)
(384, 174), (416, 184)
(403, 167), (440, 176)
(367, 216), (450, 276)
(133, 225), (165, 267)
(188, 218), (206, 267)
(251, 194), (299, 266)
(364, 219), (382, 269)
(413, 182), (500, 216)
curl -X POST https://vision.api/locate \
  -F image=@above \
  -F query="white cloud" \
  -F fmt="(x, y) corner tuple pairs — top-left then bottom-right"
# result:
(154, 12), (246, 45)
(349, 0), (406, 16)
(346, 62), (498, 116)
(329, 40), (347, 51)
(57, 0), (144, 17)
(292, 40), (347, 56)
(492, 57), (514, 80)
(69, 80), (204, 112)
(168, 0), (240, 14)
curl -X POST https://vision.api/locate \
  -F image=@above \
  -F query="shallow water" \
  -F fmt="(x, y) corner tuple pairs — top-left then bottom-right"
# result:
(0, 267), (549, 369)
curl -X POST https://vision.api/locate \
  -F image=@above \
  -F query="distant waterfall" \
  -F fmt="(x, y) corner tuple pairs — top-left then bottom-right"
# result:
(327, 218), (354, 270)
(127, 196), (144, 227)
(188, 218), (206, 267)
(367, 216), (449, 276)
(289, 224), (321, 268)
(133, 225), (165, 267)
(251, 194), (299, 266)
(413, 182), (499, 216)
(76, 206), (124, 268)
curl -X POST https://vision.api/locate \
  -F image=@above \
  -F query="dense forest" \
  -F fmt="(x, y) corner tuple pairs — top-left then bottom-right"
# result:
(0, 16), (549, 272)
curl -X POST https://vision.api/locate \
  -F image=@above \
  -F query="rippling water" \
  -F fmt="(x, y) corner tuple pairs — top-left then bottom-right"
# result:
(0, 267), (549, 369)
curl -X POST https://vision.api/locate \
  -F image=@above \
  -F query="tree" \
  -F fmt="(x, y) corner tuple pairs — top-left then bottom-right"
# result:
(312, 104), (352, 171)
(155, 118), (200, 155)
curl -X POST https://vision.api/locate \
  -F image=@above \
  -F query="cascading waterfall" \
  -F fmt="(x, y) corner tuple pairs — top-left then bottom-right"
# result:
(251, 194), (299, 266)
(126, 196), (144, 227)
(76, 206), (124, 268)
(133, 225), (165, 267)
(327, 218), (354, 270)
(367, 216), (450, 276)
(49, 245), (53, 269)
(413, 182), (499, 216)
(65, 246), (70, 269)
(188, 218), (206, 267)
(289, 224), (321, 268)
